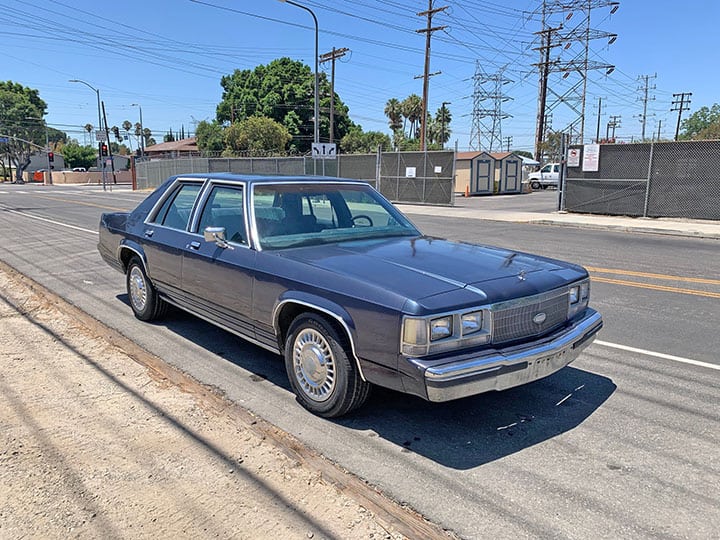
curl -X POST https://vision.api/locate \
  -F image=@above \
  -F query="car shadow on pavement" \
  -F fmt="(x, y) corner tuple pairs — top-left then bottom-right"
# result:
(119, 295), (615, 471)
(337, 367), (615, 470)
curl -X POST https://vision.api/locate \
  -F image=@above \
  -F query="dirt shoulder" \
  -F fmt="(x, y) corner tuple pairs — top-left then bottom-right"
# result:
(0, 262), (447, 539)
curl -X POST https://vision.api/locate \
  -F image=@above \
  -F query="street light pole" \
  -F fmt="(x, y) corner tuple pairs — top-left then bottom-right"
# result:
(69, 79), (106, 190)
(131, 103), (144, 158)
(277, 0), (319, 145)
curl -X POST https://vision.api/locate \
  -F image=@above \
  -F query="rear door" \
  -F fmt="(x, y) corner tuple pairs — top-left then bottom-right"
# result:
(142, 180), (203, 297)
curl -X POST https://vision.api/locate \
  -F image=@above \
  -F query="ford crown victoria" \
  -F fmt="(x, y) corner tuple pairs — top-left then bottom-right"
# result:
(98, 174), (602, 417)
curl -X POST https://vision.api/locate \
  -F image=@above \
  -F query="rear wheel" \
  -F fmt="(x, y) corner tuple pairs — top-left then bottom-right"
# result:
(126, 256), (167, 321)
(285, 313), (371, 418)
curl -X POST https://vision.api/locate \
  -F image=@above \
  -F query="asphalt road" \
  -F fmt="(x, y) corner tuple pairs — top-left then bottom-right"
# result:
(0, 183), (718, 539)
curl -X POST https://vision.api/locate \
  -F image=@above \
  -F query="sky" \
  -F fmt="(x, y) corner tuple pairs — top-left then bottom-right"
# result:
(2, 0), (718, 154)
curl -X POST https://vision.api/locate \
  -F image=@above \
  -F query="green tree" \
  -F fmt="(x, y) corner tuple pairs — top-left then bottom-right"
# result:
(0, 81), (47, 182)
(216, 58), (354, 152)
(539, 130), (564, 163)
(195, 120), (225, 154)
(61, 142), (97, 170)
(339, 128), (392, 154)
(401, 94), (422, 139)
(164, 128), (175, 143)
(680, 104), (720, 140)
(223, 116), (291, 156)
(434, 104), (452, 146)
(384, 98), (403, 132)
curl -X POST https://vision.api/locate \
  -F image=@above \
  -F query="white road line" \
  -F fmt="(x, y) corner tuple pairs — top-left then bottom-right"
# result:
(595, 340), (720, 371)
(1, 207), (98, 235)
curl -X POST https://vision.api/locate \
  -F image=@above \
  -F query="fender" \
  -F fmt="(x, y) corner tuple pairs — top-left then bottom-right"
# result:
(272, 291), (366, 381)
(117, 239), (147, 272)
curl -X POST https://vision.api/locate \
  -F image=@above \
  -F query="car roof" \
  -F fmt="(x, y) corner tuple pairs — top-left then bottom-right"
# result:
(176, 173), (369, 187)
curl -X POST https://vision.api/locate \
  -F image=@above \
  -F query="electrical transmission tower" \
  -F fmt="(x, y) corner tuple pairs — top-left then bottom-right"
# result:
(637, 73), (656, 141)
(469, 62), (512, 153)
(534, 0), (619, 159)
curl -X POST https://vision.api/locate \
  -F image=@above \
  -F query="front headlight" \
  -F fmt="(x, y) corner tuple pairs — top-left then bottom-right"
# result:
(430, 316), (453, 341)
(461, 311), (483, 335)
(569, 285), (580, 304)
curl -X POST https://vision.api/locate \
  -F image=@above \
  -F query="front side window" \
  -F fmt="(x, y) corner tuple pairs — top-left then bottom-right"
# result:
(197, 185), (247, 244)
(152, 183), (201, 230)
(253, 183), (419, 250)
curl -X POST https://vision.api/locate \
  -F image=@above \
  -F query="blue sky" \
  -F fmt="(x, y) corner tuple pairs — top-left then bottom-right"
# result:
(2, 0), (718, 154)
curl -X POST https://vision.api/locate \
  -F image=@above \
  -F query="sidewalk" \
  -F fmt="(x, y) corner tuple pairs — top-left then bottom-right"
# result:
(399, 200), (720, 240)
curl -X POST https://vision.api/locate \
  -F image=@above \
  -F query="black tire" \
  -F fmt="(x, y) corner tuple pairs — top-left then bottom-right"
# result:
(284, 313), (371, 418)
(531, 181), (541, 190)
(126, 256), (167, 321)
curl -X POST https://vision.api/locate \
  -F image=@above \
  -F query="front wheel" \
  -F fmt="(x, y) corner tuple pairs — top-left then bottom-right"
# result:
(126, 256), (167, 321)
(285, 314), (371, 418)
(530, 180), (541, 190)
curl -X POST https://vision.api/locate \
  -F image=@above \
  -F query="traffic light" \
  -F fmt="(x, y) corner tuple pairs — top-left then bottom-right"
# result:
(100, 143), (108, 157)
(48, 152), (54, 162)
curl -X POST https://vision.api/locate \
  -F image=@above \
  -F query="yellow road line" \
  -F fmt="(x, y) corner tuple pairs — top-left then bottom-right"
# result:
(586, 266), (720, 286)
(591, 276), (720, 299)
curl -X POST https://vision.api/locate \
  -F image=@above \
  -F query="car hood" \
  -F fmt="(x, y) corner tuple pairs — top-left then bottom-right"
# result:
(280, 236), (587, 309)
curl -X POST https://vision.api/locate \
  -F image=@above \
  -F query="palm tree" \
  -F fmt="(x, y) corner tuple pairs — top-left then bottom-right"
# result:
(401, 94), (422, 139)
(384, 98), (403, 132)
(84, 123), (93, 146)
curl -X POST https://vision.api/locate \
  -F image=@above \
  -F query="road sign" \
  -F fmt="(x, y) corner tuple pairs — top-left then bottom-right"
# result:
(95, 130), (107, 142)
(311, 142), (337, 160)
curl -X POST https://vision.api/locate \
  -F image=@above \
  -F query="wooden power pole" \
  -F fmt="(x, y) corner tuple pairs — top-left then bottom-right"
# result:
(319, 47), (349, 144)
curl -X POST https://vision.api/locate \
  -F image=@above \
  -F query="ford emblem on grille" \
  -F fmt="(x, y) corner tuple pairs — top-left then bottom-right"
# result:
(532, 312), (547, 325)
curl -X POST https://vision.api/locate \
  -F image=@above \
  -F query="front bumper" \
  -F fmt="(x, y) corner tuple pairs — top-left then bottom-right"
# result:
(407, 308), (602, 402)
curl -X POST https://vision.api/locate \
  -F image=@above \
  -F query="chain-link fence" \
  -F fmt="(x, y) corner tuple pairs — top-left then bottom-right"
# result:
(136, 151), (455, 205)
(377, 151), (455, 205)
(564, 141), (720, 220)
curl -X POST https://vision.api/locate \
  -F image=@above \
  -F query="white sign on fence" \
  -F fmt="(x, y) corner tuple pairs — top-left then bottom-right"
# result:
(311, 142), (337, 159)
(582, 144), (600, 172)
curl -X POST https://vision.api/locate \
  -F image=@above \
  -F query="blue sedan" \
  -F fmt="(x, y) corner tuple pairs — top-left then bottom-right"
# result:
(98, 174), (602, 417)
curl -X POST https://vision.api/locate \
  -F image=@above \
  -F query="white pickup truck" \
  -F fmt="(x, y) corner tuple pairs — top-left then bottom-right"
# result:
(528, 163), (560, 190)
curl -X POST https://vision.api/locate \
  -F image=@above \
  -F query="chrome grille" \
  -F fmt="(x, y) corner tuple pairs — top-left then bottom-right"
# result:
(491, 289), (569, 344)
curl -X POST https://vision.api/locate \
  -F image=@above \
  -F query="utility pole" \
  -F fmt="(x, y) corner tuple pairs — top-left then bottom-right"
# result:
(504, 136), (513, 152)
(533, 20), (561, 160)
(595, 97), (602, 142)
(655, 119), (662, 141)
(671, 92), (692, 141)
(416, 0), (447, 151)
(319, 47), (349, 144)
(606, 114), (621, 140)
(637, 73), (656, 140)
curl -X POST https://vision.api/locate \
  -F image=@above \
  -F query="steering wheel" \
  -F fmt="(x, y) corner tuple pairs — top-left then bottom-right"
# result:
(351, 214), (373, 227)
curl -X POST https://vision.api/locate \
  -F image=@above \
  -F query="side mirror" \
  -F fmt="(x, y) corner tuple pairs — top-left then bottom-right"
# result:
(203, 226), (233, 249)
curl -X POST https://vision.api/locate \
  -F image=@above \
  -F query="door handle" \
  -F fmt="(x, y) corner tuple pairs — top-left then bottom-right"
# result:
(144, 229), (154, 237)
(188, 241), (201, 250)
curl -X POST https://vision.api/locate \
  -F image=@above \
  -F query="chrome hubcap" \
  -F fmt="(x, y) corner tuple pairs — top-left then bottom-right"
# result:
(129, 266), (147, 311)
(293, 328), (336, 402)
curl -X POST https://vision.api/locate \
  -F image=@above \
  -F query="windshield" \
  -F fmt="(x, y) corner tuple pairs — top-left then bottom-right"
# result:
(252, 183), (420, 250)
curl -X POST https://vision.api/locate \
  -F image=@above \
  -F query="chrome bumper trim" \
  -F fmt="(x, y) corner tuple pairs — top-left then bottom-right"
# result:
(411, 309), (602, 402)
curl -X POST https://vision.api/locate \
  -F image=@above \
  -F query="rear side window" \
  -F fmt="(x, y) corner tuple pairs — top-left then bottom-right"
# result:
(152, 183), (201, 230)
